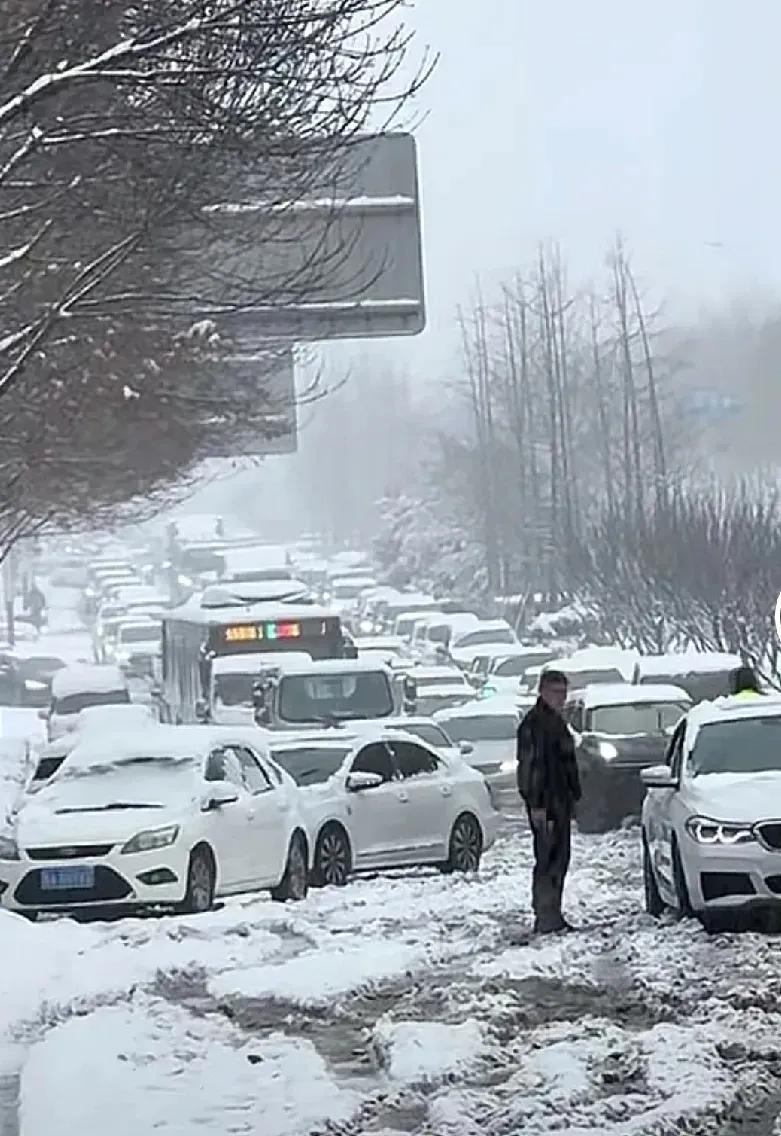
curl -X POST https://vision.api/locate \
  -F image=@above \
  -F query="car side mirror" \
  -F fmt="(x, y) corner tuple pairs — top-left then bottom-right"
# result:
(202, 782), (239, 810)
(346, 771), (384, 792)
(641, 764), (679, 790)
(38, 709), (49, 721)
(459, 741), (474, 756)
(195, 699), (209, 722)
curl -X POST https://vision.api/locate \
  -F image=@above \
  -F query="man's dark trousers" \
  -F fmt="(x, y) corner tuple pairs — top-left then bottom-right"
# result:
(528, 806), (571, 932)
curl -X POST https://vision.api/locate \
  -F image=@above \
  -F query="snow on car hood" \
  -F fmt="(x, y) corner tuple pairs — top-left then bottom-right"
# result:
(686, 772), (781, 822)
(212, 706), (255, 726)
(16, 766), (195, 845)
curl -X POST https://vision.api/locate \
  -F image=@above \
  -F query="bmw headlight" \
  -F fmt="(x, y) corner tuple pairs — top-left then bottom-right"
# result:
(0, 835), (20, 861)
(121, 824), (179, 854)
(685, 816), (755, 846)
(598, 741), (619, 760)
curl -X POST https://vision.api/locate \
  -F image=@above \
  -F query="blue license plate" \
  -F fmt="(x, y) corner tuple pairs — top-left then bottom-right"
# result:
(40, 866), (95, 890)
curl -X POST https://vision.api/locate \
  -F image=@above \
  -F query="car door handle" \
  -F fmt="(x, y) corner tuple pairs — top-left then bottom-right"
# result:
(246, 809), (256, 820)
(440, 784), (453, 797)
(396, 789), (410, 803)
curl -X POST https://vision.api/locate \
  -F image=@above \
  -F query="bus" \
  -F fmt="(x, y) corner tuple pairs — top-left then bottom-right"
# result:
(158, 592), (348, 723)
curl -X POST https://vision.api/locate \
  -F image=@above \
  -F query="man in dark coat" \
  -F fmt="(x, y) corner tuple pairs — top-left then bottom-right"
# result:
(517, 669), (581, 934)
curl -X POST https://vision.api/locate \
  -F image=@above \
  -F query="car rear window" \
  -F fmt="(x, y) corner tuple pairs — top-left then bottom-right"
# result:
(53, 689), (130, 716)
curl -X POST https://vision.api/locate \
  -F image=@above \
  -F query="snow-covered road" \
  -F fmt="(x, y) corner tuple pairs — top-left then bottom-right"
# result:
(3, 599), (781, 1134)
(3, 820), (781, 1135)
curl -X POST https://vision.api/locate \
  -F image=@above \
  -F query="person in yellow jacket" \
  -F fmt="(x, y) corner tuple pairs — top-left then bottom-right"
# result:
(729, 665), (763, 697)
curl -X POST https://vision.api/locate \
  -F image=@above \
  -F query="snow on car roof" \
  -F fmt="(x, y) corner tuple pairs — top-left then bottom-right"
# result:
(552, 648), (638, 680)
(63, 723), (273, 773)
(51, 664), (127, 698)
(354, 636), (404, 651)
(212, 652), (312, 675)
(576, 682), (692, 708)
(276, 658), (392, 678)
(166, 595), (333, 625)
(434, 696), (521, 721)
(75, 704), (156, 730)
(635, 651), (742, 677)
(412, 665), (465, 679)
(453, 619), (511, 639)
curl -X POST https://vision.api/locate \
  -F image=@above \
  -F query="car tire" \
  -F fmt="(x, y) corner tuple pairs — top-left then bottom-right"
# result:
(642, 835), (664, 917)
(671, 839), (694, 919)
(271, 832), (309, 902)
(311, 824), (352, 888)
(178, 845), (216, 915)
(440, 813), (483, 874)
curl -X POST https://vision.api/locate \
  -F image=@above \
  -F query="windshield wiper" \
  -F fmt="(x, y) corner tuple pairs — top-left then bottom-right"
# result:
(56, 801), (164, 813)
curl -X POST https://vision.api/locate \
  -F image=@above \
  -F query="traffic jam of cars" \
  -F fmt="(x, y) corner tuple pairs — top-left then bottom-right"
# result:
(1, 518), (780, 936)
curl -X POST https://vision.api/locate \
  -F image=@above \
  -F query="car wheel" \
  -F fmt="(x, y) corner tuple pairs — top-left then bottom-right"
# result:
(441, 813), (483, 874)
(271, 832), (309, 902)
(311, 824), (352, 888)
(671, 840), (694, 919)
(642, 835), (664, 917)
(178, 846), (215, 915)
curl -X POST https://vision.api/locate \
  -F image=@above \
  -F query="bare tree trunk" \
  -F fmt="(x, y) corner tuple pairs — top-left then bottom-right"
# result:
(589, 293), (615, 513)
(626, 262), (667, 501)
(537, 249), (560, 599)
(613, 240), (645, 523)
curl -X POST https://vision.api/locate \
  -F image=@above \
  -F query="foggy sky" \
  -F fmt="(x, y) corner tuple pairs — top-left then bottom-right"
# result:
(344, 0), (781, 380)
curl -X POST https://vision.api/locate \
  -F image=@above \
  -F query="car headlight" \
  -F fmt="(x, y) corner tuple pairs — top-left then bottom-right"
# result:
(24, 679), (47, 691)
(685, 816), (756, 845)
(597, 741), (619, 760)
(121, 824), (179, 854)
(0, 835), (20, 861)
(500, 757), (515, 774)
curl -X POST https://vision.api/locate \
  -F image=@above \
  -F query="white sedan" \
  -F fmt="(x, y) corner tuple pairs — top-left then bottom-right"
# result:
(269, 726), (501, 887)
(0, 726), (311, 918)
(641, 696), (781, 930)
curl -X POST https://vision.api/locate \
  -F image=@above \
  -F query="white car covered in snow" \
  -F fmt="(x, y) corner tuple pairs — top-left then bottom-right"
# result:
(448, 620), (518, 670)
(44, 664), (131, 740)
(410, 665), (475, 717)
(434, 696), (526, 810)
(269, 725), (500, 887)
(0, 725), (311, 917)
(641, 696), (781, 930)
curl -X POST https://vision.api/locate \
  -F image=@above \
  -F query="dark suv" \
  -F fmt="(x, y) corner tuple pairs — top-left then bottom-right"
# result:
(564, 683), (691, 832)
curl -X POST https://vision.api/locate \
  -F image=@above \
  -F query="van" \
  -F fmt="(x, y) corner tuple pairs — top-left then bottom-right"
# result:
(44, 664), (130, 740)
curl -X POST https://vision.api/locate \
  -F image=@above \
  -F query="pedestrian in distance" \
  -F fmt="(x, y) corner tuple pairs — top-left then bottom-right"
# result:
(516, 669), (581, 935)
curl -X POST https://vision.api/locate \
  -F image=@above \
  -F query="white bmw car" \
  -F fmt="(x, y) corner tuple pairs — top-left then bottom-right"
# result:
(641, 696), (781, 930)
(269, 726), (501, 887)
(0, 726), (310, 919)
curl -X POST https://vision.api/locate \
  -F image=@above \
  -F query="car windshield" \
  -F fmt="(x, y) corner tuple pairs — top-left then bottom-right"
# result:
(120, 625), (159, 644)
(393, 723), (452, 748)
(396, 618), (416, 637)
(214, 673), (255, 706)
(271, 745), (351, 786)
(639, 671), (731, 703)
(455, 628), (514, 649)
(278, 672), (394, 723)
(439, 714), (517, 742)
(588, 702), (688, 735)
(689, 717), (781, 775)
(53, 689), (130, 716)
